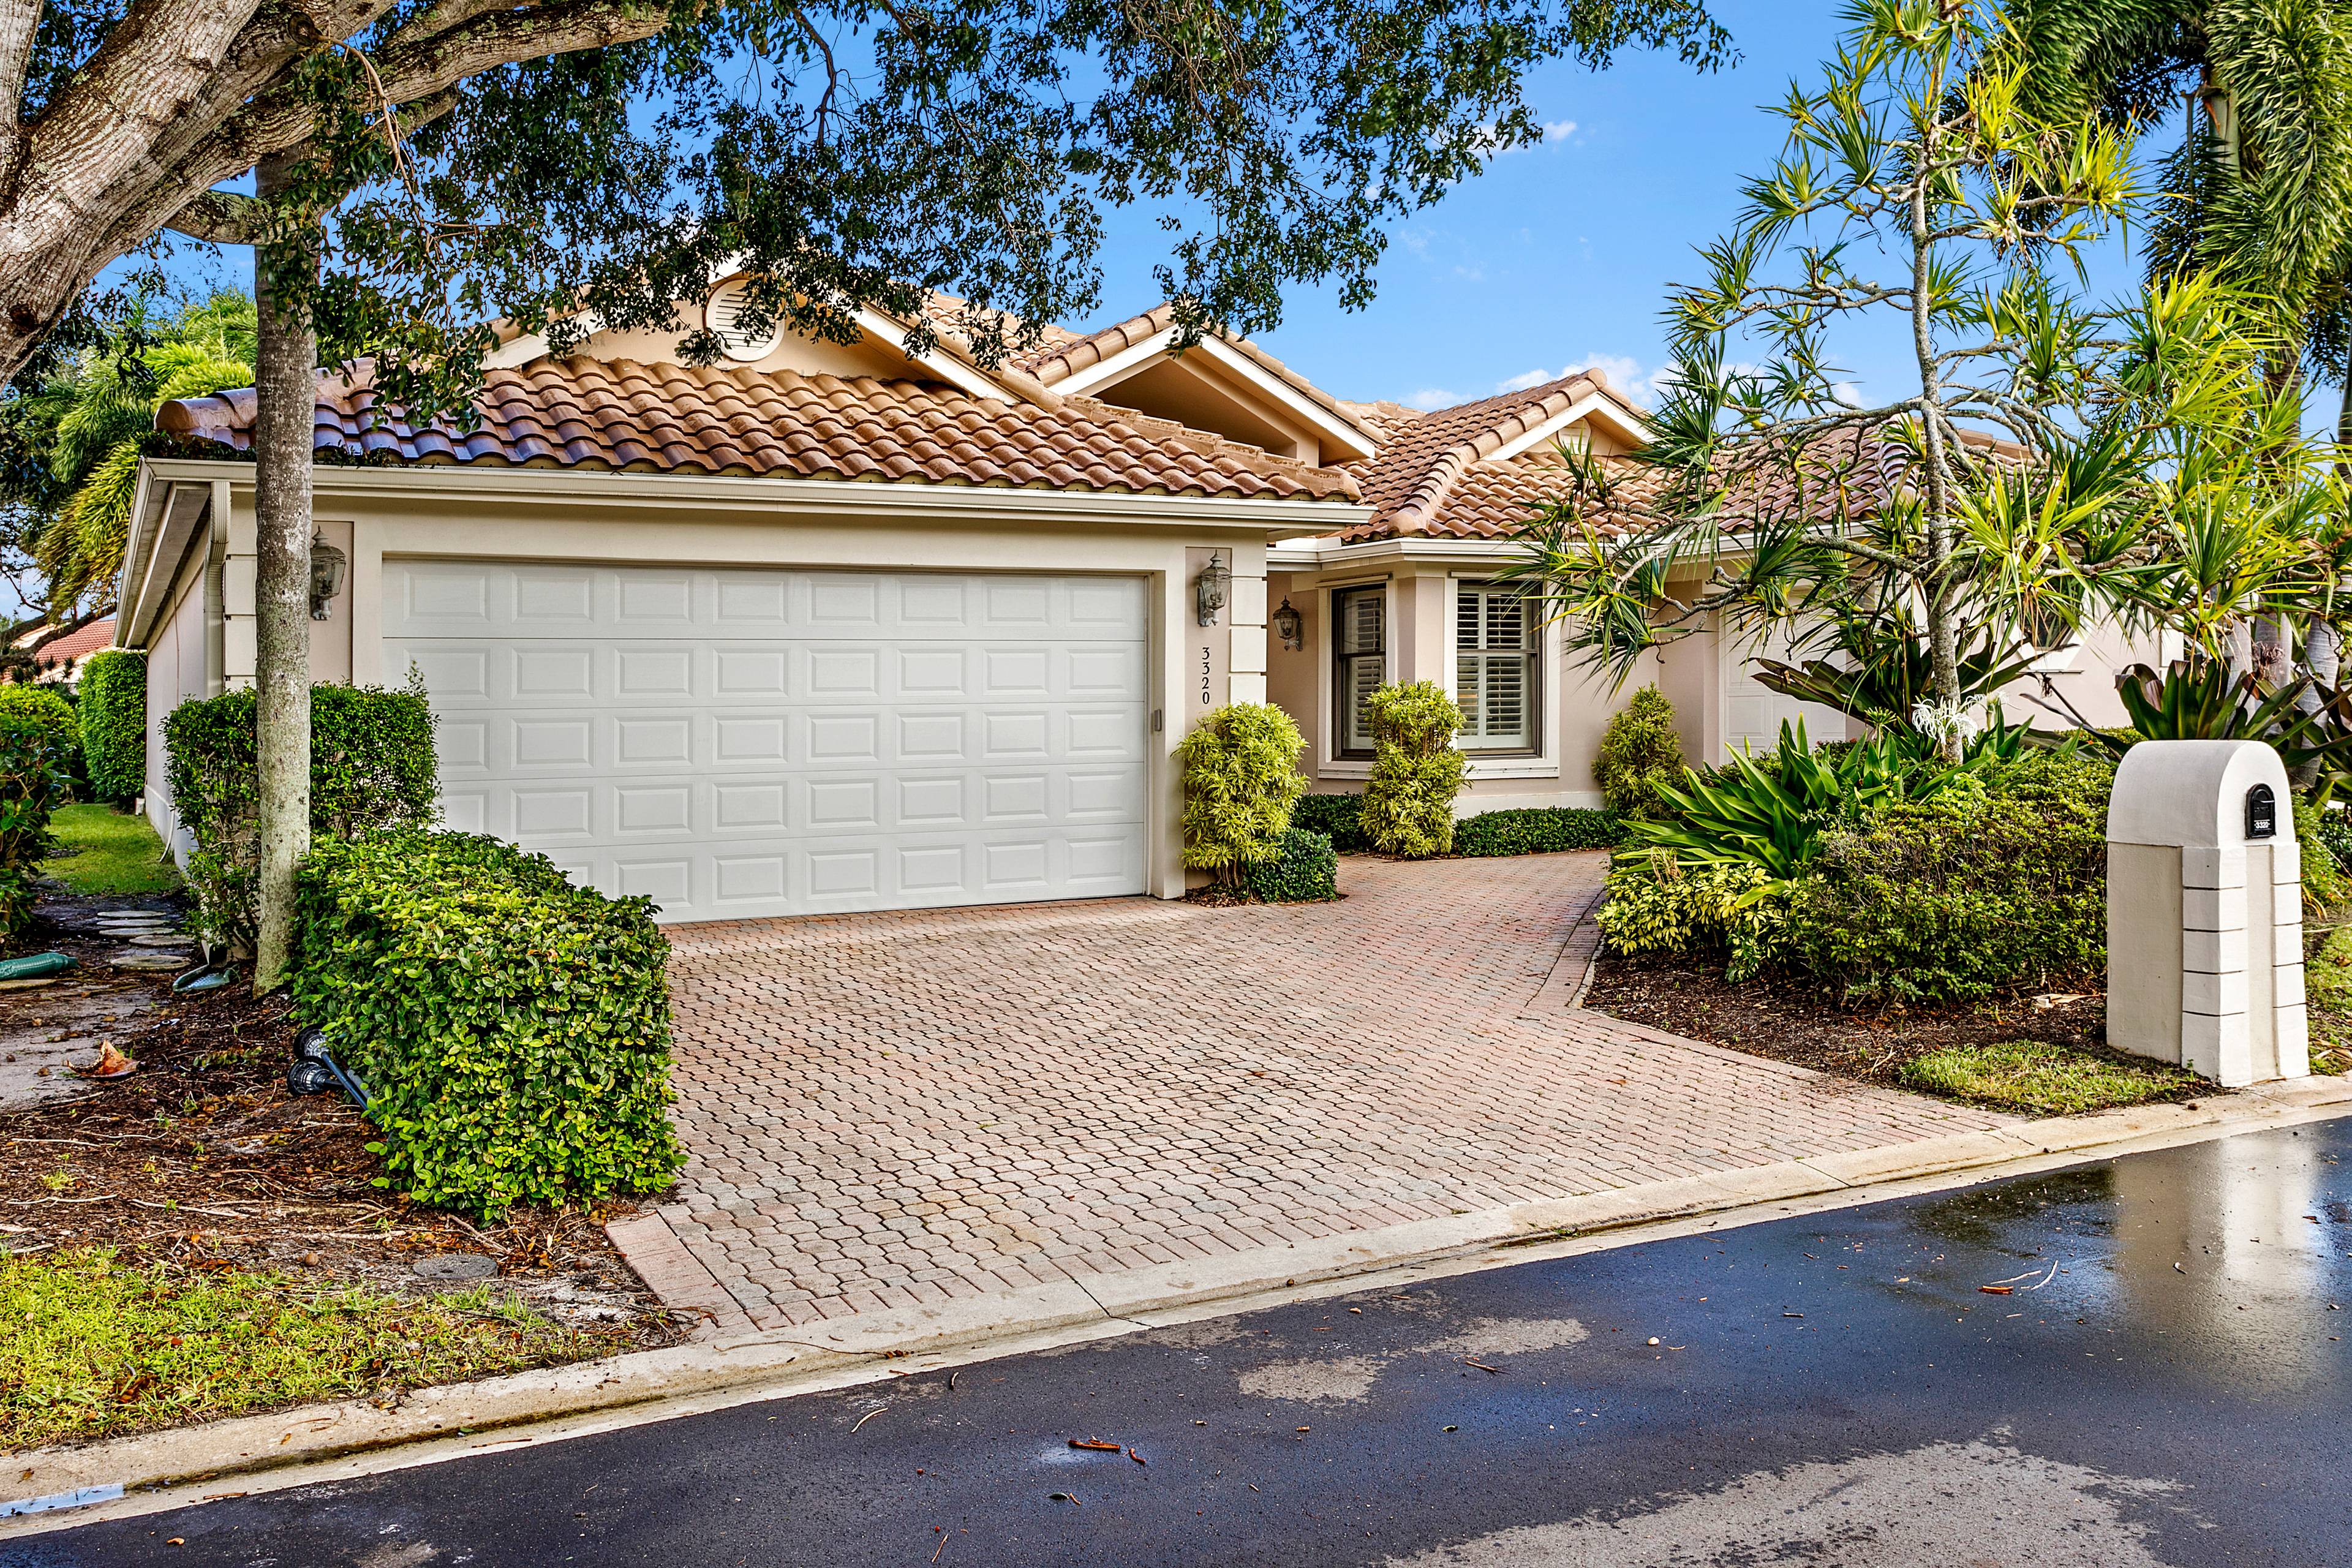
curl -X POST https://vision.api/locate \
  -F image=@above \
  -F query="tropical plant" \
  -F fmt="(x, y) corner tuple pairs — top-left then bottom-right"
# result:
(1177, 704), (1309, 886)
(1359, 681), (1468, 858)
(1750, 603), (2043, 731)
(1510, 1), (2146, 757)
(1621, 719), (1993, 888)
(1594, 685), (1685, 818)
(1, 294), (254, 615)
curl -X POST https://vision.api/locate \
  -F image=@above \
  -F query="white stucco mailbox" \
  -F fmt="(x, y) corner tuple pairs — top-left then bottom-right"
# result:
(2107, 740), (2309, 1087)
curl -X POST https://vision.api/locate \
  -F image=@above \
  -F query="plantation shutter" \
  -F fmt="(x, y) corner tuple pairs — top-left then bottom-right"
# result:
(1456, 583), (1534, 750)
(1334, 587), (1386, 755)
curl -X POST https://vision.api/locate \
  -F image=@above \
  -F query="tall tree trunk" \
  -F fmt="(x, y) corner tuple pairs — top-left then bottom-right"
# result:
(1907, 119), (1963, 757)
(251, 154), (315, 993)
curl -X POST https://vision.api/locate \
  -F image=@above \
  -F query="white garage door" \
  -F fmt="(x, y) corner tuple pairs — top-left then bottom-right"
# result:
(384, 561), (1150, 922)
(1722, 620), (1850, 760)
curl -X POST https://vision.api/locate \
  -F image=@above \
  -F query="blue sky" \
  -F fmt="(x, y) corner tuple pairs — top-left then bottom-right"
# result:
(1098, 0), (2150, 415)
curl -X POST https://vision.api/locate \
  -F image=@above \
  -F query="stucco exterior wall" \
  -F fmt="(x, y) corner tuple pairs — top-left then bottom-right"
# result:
(142, 542), (213, 859)
(132, 462), (1316, 904)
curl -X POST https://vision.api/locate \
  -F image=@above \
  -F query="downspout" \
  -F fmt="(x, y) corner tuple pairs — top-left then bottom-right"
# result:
(204, 484), (227, 699)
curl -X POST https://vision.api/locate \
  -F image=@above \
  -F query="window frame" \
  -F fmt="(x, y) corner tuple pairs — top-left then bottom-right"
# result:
(1453, 579), (1541, 756)
(1330, 583), (1388, 761)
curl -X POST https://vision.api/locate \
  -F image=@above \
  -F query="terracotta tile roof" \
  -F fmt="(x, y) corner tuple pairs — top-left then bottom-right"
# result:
(12, 617), (115, 673)
(1335, 372), (1624, 541)
(1326, 379), (2013, 546)
(1014, 304), (1379, 448)
(155, 358), (1360, 505)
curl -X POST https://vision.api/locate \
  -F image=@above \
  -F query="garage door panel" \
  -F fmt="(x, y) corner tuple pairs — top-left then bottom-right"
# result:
(391, 562), (1148, 922)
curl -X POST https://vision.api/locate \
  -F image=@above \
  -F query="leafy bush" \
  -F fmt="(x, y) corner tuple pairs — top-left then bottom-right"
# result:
(0, 715), (73, 940)
(2294, 796), (2346, 911)
(78, 649), (146, 803)
(292, 831), (684, 1221)
(1177, 703), (1308, 885)
(2318, 807), (2352, 889)
(164, 683), (439, 954)
(1785, 750), (2113, 1001)
(1594, 854), (1789, 982)
(1245, 827), (1339, 903)
(1454, 805), (1621, 856)
(0, 684), (82, 794)
(1360, 681), (1466, 858)
(1594, 686), (1683, 819)
(1292, 792), (1368, 852)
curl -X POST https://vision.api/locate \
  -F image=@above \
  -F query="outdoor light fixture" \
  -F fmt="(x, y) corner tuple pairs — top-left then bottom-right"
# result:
(308, 533), (348, 620)
(1196, 550), (1230, 627)
(1273, 598), (1304, 650)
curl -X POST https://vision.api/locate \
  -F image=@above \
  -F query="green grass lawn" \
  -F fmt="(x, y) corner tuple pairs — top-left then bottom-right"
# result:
(2, 1248), (633, 1450)
(48, 802), (181, 895)
(1897, 1039), (2201, 1116)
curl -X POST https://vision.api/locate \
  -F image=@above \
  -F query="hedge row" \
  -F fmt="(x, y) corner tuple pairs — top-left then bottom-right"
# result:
(163, 683), (439, 953)
(1294, 794), (1621, 858)
(79, 649), (146, 802)
(1245, 827), (1338, 903)
(292, 831), (684, 1220)
(0, 715), (72, 940)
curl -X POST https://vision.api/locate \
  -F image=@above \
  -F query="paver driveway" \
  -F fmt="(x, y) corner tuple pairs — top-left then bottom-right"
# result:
(628, 852), (2010, 1333)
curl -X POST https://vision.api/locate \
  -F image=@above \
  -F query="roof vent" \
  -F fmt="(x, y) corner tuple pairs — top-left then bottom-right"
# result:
(704, 276), (784, 362)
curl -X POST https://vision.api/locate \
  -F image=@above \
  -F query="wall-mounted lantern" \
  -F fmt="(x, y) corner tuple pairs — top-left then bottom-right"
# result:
(309, 533), (348, 621)
(1272, 597), (1304, 651)
(1196, 550), (1230, 627)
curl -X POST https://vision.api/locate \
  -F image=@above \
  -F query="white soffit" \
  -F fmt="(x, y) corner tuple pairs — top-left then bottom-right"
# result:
(1485, 393), (1650, 464)
(1054, 327), (1378, 461)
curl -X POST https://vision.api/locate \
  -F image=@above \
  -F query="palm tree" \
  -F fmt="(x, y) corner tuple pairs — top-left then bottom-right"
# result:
(2, 293), (254, 620)
(2005, 0), (2352, 409)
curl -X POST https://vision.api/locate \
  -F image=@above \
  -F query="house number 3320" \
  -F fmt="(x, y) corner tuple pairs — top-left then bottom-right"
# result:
(1200, 644), (1213, 707)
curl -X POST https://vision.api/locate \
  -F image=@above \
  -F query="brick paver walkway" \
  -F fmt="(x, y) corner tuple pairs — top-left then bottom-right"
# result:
(630, 853), (2010, 1332)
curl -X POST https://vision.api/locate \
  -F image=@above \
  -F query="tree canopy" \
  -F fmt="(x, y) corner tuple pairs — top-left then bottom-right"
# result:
(0, 0), (1734, 419)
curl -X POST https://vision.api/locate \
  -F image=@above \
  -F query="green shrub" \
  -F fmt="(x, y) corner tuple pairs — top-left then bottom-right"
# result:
(1245, 827), (1339, 903)
(78, 649), (146, 803)
(1360, 681), (1466, 858)
(163, 682), (439, 954)
(1454, 806), (1622, 856)
(2294, 796), (2346, 911)
(1785, 750), (2112, 1002)
(1594, 854), (1789, 982)
(2316, 807), (2352, 884)
(1293, 793), (1368, 853)
(292, 831), (684, 1221)
(0, 685), (83, 795)
(0, 715), (73, 940)
(1177, 703), (1309, 885)
(1595, 686), (1684, 820)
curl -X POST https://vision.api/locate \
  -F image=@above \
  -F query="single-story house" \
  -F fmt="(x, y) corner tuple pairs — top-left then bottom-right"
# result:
(14, 616), (117, 684)
(111, 282), (2153, 922)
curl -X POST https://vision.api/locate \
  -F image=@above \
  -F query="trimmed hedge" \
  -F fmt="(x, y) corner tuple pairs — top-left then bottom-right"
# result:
(1455, 806), (1622, 856)
(1292, 793), (1368, 852)
(1787, 750), (2111, 1001)
(1177, 703), (1309, 886)
(0, 715), (73, 940)
(163, 683), (439, 954)
(78, 650), (146, 803)
(0, 685), (82, 796)
(1360, 681), (1466, 858)
(292, 831), (684, 1220)
(1595, 686), (1684, 820)
(1245, 827), (1339, 903)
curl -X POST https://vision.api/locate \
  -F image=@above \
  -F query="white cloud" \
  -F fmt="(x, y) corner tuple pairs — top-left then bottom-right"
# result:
(1403, 388), (1472, 411)
(1543, 120), (1578, 143)
(1832, 380), (1864, 406)
(1497, 367), (1558, 393)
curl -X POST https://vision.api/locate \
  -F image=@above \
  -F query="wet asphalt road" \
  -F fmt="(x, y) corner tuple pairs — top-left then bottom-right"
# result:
(11, 1120), (2351, 1568)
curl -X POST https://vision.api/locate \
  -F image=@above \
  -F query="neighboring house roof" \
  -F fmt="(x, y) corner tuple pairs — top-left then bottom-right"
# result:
(1331, 371), (1646, 542)
(155, 357), (1360, 505)
(12, 617), (116, 679)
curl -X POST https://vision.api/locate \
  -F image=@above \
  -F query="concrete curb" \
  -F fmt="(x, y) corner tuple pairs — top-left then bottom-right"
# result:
(8, 1072), (2348, 1534)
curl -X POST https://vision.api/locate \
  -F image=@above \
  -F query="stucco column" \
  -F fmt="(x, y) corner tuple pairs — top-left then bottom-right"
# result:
(2106, 741), (2309, 1087)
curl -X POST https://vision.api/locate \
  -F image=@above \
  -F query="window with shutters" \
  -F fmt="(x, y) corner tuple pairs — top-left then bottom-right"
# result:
(1332, 586), (1387, 758)
(1456, 582), (1537, 752)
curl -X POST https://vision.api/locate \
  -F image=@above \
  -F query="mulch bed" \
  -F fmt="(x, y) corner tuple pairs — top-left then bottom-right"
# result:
(1, 888), (689, 1346)
(1583, 952), (2189, 1094)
